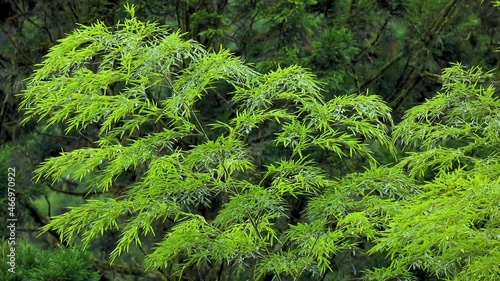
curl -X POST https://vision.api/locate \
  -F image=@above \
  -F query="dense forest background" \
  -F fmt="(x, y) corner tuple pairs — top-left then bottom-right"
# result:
(0, 0), (499, 280)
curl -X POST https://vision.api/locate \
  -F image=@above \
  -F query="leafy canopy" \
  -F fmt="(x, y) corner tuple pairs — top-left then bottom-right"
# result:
(19, 4), (500, 281)
(367, 63), (500, 281)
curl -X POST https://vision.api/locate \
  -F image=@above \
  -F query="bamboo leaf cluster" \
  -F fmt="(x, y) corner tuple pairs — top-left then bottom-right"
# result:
(20, 6), (500, 281)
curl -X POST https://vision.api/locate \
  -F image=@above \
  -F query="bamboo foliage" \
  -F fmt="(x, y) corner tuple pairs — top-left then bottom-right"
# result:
(19, 5), (500, 281)
(367, 64), (500, 281)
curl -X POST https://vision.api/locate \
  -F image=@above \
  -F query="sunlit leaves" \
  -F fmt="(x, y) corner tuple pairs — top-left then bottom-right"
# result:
(215, 184), (286, 226)
(229, 109), (293, 135)
(34, 128), (187, 191)
(183, 135), (255, 179)
(265, 158), (330, 197)
(23, 6), (422, 281)
(39, 199), (131, 248)
(233, 64), (323, 112)
(110, 201), (181, 262)
(274, 120), (314, 156)
(368, 64), (500, 281)
(285, 220), (350, 274)
(394, 63), (499, 152)
(306, 166), (415, 240)
(165, 49), (257, 118)
(370, 170), (500, 280)
(144, 215), (216, 270)
(256, 250), (318, 280)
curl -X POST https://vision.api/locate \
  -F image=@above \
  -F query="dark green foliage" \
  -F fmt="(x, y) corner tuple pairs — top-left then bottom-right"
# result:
(20, 6), (395, 280)
(0, 240), (100, 281)
(365, 64), (500, 281)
